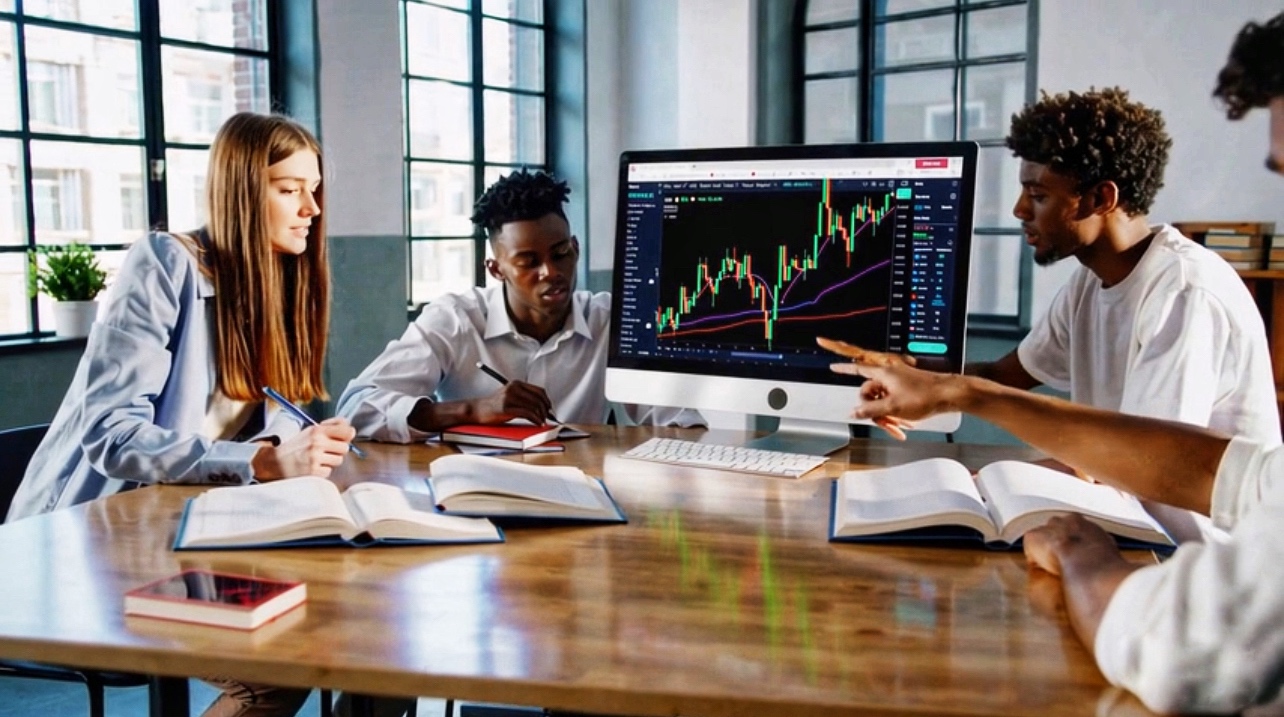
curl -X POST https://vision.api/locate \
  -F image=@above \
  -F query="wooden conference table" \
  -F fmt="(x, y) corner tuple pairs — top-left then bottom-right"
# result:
(0, 426), (1159, 717)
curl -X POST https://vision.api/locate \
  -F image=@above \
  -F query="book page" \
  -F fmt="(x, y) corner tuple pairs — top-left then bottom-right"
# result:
(340, 482), (500, 541)
(834, 458), (996, 540)
(429, 454), (607, 513)
(179, 476), (357, 547)
(976, 461), (1172, 545)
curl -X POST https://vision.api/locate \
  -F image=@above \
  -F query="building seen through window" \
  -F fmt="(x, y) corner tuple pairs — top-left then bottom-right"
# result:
(0, 0), (277, 338)
(402, 0), (548, 306)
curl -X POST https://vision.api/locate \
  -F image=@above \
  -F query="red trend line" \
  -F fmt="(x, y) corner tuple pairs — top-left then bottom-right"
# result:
(776, 306), (887, 323)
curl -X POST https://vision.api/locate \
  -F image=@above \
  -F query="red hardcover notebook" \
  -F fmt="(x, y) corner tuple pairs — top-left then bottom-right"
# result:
(441, 423), (563, 450)
(124, 569), (306, 630)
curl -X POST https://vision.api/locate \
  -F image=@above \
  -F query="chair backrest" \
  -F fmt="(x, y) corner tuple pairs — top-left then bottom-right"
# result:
(0, 424), (50, 524)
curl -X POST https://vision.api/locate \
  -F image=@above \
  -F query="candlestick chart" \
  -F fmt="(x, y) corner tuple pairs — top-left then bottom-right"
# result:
(656, 180), (899, 351)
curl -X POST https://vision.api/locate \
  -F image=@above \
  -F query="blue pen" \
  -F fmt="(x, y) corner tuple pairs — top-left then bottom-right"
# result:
(262, 386), (367, 459)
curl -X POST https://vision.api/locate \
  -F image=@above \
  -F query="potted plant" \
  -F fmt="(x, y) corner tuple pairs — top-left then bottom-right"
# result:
(28, 243), (108, 338)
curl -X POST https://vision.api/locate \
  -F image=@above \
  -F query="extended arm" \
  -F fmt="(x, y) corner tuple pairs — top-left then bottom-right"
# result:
(964, 348), (1042, 389)
(820, 338), (1226, 514)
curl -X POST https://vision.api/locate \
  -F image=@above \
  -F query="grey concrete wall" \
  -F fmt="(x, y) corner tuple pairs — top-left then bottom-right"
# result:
(0, 343), (82, 429)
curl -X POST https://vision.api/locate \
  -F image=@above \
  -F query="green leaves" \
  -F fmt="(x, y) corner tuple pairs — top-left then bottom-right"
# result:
(28, 243), (108, 302)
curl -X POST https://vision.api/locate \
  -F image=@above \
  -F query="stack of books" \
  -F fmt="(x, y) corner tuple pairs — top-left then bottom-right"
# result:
(1173, 221), (1277, 271)
(1270, 234), (1284, 271)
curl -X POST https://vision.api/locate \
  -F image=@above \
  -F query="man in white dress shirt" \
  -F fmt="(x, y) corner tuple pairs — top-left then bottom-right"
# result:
(338, 169), (698, 442)
(820, 12), (1284, 713)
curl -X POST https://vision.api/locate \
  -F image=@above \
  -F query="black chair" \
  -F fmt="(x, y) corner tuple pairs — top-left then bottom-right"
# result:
(0, 423), (152, 717)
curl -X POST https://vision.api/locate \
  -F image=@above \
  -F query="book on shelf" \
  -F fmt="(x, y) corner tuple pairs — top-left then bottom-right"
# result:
(440, 422), (590, 450)
(1203, 232), (1264, 249)
(1209, 247), (1265, 263)
(427, 453), (627, 523)
(124, 569), (307, 630)
(828, 458), (1174, 550)
(173, 476), (504, 550)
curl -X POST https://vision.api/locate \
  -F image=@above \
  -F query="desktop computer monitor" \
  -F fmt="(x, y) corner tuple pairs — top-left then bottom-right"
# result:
(606, 141), (978, 455)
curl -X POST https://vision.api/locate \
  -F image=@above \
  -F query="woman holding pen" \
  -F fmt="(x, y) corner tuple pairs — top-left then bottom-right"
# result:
(8, 111), (358, 715)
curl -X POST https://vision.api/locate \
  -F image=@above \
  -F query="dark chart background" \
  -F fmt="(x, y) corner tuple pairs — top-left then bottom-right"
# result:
(655, 187), (900, 354)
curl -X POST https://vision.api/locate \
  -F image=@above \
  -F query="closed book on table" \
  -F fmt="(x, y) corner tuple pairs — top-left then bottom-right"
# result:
(828, 458), (1173, 551)
(441, 423), (564, 450)
(124, 570), (306, 630)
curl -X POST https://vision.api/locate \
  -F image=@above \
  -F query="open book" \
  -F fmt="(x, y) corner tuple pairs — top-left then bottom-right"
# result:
(829, 458), (1174, 550)
(174, 476), (504, 550)
(426, 454), (626, 523)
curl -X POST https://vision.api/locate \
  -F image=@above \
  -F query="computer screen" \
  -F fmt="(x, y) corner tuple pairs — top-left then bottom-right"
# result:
(606, 142), (978, 452)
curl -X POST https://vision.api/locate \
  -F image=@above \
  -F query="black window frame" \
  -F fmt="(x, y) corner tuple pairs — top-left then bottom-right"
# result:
(400, 0), (551, 308)
(795, 0), (1037, 333)
(0, 0), (287, 341)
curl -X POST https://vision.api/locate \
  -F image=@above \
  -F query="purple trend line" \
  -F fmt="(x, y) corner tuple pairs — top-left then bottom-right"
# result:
(781, 214), (876, 302)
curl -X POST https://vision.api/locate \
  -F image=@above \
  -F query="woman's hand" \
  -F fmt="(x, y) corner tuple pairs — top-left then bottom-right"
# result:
(252, 417), (356, 480)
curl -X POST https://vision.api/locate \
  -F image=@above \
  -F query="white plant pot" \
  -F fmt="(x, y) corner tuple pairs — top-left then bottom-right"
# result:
(52, 300), (99, 338)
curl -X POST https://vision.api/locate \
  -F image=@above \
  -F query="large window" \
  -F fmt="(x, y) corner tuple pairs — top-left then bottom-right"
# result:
(0, 0), (277, 339)
(401, 0), (548, 306)
(800, 0), (1033, 328)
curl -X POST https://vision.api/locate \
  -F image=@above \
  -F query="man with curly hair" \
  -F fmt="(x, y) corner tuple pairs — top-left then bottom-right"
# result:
(969, 87), (1280, 541)
(338, 169), (700, 440)
(821, 12), (1284, 714)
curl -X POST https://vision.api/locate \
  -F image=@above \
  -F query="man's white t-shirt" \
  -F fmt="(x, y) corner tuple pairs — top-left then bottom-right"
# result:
(1017, 224), (1280, 539)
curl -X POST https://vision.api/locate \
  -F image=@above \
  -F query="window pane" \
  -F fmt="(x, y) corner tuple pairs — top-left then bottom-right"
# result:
(804, 77), (858, 143)
(409, 161), (474, 237)
(965, 5), (1026, 59)
(483, 18), (542, 92)
(875, 15), (955, 68)
(873, 69), (954, 141)
(166, 148), (210, 232)
(482, 0), (542, 24)
(160, 0), (269, 51)
(162, 47), (270, 144)
(484, 89), (543, 165)
(967, 233), (1021, 316)
(805, 26), (858, 75)
(24, 27), (139, 138)
(0, 253), (29, 335)
(23, 0), (136, 31)
(406, 3), (470, 82)
(424, 0), (469, 9)
(0, 23), (17, 131)
(880, 0), (952, 16)
(0, 139), (25, 246)
(30, 141), (146, 245)
(0, 0), (13, 12)
(963, 62), (1024, 141)
(408, 79), (472, 160)
(806, 0), (859, 25)
(974, 144), (1020, 229)
(411, 239), (477, 304)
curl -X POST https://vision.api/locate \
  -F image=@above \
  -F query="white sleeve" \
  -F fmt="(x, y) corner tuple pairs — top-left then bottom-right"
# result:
(1016, 284), (1073, 391)
(335, 307), (459, 444)
(1117, 288), (1226, 426)
(1094, 502), (1284, 713)
(1210, 437), (1284, 530)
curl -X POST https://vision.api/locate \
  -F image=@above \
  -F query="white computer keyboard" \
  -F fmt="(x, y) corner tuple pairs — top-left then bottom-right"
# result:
(620, 437), (827, 478)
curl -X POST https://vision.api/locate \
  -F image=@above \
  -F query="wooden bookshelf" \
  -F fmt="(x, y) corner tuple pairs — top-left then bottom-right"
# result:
(1174, 221), (1276, 271)
(1237, 270), (1284, 432)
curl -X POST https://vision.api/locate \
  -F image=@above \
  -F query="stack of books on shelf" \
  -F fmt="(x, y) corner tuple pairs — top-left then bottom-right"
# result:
(1175, 221), (1276, 271)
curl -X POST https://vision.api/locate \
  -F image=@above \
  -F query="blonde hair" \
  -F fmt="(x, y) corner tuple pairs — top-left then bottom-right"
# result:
(198, 112), (330, 403)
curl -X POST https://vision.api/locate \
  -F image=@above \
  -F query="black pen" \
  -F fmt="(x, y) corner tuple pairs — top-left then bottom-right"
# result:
(474, 361), (562, 425)
(262, 386), (367, 459)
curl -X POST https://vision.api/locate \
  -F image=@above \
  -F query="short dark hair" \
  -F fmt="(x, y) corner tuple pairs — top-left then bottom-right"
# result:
(470, 169), (570, 238)
(1005, 87), (1171, 215)
(1213, 10), (1284, 120)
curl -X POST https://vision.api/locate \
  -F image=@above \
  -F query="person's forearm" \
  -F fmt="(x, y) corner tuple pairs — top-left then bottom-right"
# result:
(1057, 548), (1144, 652)
(951, 376), (1226, 514)
(407, 397), (475, 433)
